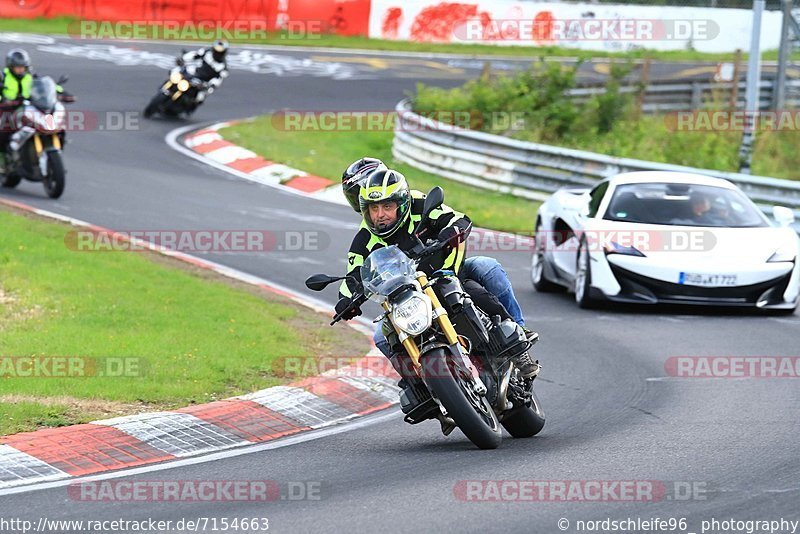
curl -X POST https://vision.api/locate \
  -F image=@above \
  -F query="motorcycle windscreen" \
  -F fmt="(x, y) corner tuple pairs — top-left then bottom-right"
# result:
(360, 245), (417, 303)
(30, 76), (58, 112)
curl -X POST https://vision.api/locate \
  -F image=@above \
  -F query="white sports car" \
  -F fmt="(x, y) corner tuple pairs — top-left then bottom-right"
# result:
(531, 171), (800, 311)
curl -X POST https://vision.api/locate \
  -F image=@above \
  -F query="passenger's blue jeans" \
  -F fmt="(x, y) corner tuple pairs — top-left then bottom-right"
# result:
(373, 256), (525, 358)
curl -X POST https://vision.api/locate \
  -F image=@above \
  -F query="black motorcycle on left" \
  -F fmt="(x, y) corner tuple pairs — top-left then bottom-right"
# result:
(0, 76), (72, 199)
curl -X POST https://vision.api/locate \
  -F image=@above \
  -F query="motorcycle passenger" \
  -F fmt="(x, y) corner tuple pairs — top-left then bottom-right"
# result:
(336, 169), (539, 433)
(340, 158), (536, 359)
(176, 39), (229, 108)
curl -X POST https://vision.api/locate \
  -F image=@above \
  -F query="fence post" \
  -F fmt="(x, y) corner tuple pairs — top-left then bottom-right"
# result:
(691, 82), (702, 109)
(634, 57), (651, 120)
(773, 0), (793, 110)
(730, 49), (742, 109)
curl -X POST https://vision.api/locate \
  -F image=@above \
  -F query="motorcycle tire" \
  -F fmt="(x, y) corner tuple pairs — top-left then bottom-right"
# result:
(422, 348), (502, 449)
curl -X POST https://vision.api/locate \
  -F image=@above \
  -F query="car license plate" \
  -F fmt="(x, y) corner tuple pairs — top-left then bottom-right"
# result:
(678, 272), (738, 286)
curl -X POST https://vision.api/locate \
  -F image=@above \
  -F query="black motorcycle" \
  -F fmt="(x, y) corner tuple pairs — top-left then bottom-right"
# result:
(143, 61), (211, 119)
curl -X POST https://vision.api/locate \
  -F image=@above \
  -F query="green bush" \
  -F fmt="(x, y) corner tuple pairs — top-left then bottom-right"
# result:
(414, 59), (635, 142)
(412, 60), (799, 180)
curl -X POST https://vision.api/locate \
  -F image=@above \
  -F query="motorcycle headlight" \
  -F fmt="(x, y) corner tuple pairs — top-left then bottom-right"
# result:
(177, 79), (190, 92)
(170, 71), (182, 84)
(767, 245), (797, 263)
(391, 294), (432, 336)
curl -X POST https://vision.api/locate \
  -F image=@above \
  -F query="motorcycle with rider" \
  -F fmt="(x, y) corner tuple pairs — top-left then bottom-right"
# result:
(144, 39), (229, 118)
(0, 48), (75, 198)
(307, 166), (545, 449)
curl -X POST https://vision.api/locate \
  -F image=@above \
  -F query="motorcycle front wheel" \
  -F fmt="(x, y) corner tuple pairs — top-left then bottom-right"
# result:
(43, 151), (65, 199)
(144, 93), (169, 118)
(422, 348), (501, 449)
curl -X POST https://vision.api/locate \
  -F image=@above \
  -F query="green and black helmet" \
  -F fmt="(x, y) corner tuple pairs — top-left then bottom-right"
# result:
(341, 157), (386, 213)
(359, 169), (412, 238)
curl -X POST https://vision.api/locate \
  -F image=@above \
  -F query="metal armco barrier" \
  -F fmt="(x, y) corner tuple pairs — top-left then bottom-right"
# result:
(392, 99), (800, 231)
(567, 79), (800, 114)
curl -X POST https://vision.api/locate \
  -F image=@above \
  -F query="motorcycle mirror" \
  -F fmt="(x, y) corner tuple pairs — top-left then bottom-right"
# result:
(422, 186), (444, 220)
(305, 274), (341, 291)
(56, 75), (68, 85)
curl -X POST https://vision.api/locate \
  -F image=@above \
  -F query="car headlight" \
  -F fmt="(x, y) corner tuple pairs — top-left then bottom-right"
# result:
(767, 245), (797, 263)
(391, 294), (432, 336)
(177, 79), (190, 92)
(170, 71), (182, 84)
(604, 241), (646, 257)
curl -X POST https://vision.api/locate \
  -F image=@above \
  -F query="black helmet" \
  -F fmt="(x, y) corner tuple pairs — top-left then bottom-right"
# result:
(342, 157), (386, 213)
(359, 169), (412, 238)
(212, 39), (229, 62)
(6, 49), (30, 72)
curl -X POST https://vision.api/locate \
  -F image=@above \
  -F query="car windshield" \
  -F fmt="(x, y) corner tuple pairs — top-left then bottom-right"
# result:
(360, 246), (417, 303)
(602, 183), (768, 228)
(29, 76), (57, 112)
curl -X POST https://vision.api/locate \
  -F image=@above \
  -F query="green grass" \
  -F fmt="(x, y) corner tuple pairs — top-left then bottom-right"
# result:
(0, 207), (369, 435)
(220, 116), (539, 234)
(513, 113), (800, 180)
(0, 16), (792, 63)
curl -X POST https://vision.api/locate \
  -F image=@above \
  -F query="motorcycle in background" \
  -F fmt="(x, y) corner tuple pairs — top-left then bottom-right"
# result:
(1, 76), (71, 199)
(144, 53), (223, 118)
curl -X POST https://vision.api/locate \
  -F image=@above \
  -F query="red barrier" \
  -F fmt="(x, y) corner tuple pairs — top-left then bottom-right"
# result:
(0, 0), (371, 36)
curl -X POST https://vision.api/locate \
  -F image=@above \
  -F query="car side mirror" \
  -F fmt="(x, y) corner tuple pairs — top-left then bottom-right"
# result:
(773, 206), (796, 227)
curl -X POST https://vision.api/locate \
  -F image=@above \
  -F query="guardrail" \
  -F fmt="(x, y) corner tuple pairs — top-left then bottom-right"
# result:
(392, 99), (800, 232)
(567, 79), (800, 113)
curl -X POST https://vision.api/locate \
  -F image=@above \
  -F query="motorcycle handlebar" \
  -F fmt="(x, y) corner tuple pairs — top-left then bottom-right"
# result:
(330, 293), (367, 326)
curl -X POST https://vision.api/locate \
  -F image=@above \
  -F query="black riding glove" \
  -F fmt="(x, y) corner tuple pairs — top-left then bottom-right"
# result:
(437, 226), (463, 246)
(335, 297), (362, 321)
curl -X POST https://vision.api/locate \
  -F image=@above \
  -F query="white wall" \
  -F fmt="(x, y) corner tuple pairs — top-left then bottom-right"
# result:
(369, 0), (783, 53)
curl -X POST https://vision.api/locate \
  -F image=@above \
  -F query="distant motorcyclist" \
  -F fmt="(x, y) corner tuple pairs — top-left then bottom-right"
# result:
(176, 39), (229, 108)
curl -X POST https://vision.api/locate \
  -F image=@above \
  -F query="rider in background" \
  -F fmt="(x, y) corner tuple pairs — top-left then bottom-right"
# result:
(176, 39), (229, 108)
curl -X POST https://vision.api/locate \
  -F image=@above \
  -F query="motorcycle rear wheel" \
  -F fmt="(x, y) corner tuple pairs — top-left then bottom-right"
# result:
(501, 389), (545, 438)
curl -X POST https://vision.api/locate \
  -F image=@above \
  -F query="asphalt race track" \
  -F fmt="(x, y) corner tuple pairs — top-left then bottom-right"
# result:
(1, 35), (799, 534)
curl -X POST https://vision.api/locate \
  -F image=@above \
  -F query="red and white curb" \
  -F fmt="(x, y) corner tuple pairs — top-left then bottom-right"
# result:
(172, 120), (348, 205)
(0, 197), (398, 491)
